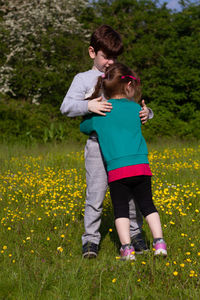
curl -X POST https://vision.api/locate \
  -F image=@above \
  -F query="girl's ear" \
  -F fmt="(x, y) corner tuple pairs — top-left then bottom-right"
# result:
(88, 46), (96, 59)
(126, 81), (133, 92)
(126, 81), (135, 98)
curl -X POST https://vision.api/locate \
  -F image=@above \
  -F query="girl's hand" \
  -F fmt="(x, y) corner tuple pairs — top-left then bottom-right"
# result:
(139, 100), (149, 124)
(88, 97), (112, 116)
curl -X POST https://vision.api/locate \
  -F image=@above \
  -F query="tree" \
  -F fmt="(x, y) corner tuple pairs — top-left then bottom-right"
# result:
(0, 0), (89, 102)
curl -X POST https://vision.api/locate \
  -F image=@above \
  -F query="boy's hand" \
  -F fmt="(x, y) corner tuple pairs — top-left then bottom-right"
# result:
(88, 97), (112, 116)
(139, 100), (149, 124)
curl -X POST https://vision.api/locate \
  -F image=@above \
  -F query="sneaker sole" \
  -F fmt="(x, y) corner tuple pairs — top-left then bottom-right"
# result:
(154, 249), (167, 256)
(120, 255), (136, 261)
(83, 251), (97, 259)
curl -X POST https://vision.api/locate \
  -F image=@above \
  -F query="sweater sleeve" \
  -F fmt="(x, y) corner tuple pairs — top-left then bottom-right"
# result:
(148, 107), (154, 119)
(80, 116), (95, 136)
(60, 74), (89, 117)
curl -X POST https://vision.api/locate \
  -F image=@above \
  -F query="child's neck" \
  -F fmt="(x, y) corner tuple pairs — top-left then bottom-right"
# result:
(112, 94), (128, 99)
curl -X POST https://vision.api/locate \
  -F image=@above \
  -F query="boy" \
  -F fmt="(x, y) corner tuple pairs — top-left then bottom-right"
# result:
(60, 25), (153, 258)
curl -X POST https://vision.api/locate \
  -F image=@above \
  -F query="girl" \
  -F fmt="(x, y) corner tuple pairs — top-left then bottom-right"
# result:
(80, 62), (167, 260)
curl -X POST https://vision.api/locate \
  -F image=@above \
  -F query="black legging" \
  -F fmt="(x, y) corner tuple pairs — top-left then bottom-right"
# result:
(109, 175), (157, 219)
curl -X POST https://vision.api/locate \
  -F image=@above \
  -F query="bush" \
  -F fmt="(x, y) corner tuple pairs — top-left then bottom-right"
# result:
(0, 99), (87, 144)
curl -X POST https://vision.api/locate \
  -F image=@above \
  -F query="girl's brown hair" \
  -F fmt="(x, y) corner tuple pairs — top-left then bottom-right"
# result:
(89, 62), (141, 102)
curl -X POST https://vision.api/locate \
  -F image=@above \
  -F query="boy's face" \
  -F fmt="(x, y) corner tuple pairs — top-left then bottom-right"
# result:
(89, 47), (116, 72)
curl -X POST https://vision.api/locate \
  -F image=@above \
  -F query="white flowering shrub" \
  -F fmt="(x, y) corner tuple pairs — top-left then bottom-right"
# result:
(0, 0), (89, 102)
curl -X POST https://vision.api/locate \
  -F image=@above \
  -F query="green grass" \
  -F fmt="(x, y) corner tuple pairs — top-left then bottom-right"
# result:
(0, 140), (199, 299)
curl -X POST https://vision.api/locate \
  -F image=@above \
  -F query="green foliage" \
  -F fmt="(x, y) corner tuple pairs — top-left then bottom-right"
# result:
(0, 0), (200, 141)
(0, 100), (87, 144)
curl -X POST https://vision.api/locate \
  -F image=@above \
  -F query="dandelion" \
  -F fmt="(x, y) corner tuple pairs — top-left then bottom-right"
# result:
(57, 246), (63, 253)
(109, 228), (113, 232)
(141, 261), (146, 265)
(112, 278), (117, 283)
(166, 262), (170, 266)
(180, 263), (185, 268)
(60, 234), (65, 238)
(12, 260), (16, 263)
(173, 271), (178, 276)
(3, 246), (7, 250)
(8, 227), (11, 230)
(137, 279), (141, 282)
(47, 237), (50, 241)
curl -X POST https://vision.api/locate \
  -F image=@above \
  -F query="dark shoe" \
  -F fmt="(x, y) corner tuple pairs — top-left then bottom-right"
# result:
(82, 242), (98, 258)
(131, 233), (149, 254)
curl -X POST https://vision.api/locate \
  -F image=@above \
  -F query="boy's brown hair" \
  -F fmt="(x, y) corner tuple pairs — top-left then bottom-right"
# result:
(90, 62), (142, 102)
(90, 25), (123, 57)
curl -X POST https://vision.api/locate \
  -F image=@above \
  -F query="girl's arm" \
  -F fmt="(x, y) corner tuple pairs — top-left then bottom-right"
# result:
(80, 116), (95, 136)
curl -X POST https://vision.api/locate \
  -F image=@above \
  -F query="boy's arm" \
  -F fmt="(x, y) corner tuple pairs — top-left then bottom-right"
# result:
(139, 100), (154, 124)
(60, 74), (112, 117)
(80, 116), (95, 135)
(60, 74), (89, 117)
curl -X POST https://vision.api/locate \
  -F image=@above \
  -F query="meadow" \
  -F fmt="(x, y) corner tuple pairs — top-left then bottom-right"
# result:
(0, 140), (199, 299)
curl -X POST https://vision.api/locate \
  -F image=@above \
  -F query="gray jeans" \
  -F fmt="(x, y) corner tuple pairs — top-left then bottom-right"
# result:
(82, 138), (143, 246)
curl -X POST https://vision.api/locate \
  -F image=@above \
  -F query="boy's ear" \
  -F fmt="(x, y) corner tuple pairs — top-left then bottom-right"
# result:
(88, 46), (96, 59)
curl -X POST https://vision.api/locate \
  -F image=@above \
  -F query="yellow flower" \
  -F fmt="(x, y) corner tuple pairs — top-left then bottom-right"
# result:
(12, 260), (16, 263)
(180, 263), (185, 268)
(137, 279), (141, 282)
(60, 234), (65, 238)
(185, 252), (191, 255)
(109, 228), (113, 232)
(166, 262), (170, 266)
(198, 252), (200, 256)
(141, 261), (146, 265)
(47, 237), (50, 241)
(8, 227), (11, 230)
(173, 271), (178, 276)
(3, 246), (7, 250)
(190, 243), (194, 247)
(112, 278), (117, 283)
(57, 246), (63, 253)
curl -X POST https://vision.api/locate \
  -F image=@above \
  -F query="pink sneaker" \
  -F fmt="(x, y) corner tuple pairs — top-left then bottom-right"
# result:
(153, 239), (167, 256)
(120, 245), (136, 261)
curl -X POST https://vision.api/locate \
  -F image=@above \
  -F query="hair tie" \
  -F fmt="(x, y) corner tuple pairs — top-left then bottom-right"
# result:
(121, 75), (140, 84)
(101, 74), (106, 78)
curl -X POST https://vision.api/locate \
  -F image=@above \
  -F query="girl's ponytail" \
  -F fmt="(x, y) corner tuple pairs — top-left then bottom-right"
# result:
(86, 76), (103, 100)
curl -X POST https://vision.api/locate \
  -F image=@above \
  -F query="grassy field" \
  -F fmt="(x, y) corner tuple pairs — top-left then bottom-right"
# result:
(0, 140), (199, 299)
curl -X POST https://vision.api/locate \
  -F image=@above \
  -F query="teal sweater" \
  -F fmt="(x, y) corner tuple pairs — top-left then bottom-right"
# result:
(80, 98), (149, 172)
